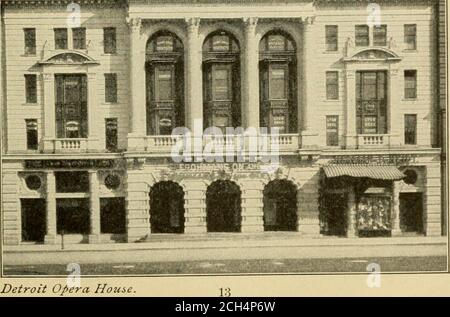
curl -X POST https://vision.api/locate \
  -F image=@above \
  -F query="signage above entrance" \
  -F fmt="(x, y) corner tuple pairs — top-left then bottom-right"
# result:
(328, 154), (417, 166)
(25, 159), (117, 169)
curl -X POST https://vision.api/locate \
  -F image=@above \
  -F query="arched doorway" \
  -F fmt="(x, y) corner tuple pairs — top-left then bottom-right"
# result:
(202, 30), (241, 131)
(146, 31), (184, 135)
(263, 179), (298, 231)
(149, 181), (185, 233)
(206, 180), (241, 232)
(259, 30), (297, 133)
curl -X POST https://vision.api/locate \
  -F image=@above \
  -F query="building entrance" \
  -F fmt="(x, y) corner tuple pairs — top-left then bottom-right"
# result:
(206, 180), (241, 232)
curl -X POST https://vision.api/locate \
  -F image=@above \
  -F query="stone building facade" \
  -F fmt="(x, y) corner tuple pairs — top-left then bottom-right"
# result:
(0, 0), (444, 245)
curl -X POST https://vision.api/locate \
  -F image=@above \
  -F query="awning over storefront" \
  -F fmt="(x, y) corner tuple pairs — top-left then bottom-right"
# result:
(323, 165), (405, 181)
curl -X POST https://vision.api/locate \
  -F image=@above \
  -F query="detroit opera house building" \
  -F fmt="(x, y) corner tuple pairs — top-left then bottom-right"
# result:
(0, 0), (446, 246)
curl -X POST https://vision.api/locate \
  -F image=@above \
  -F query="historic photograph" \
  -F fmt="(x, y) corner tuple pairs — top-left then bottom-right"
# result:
(0, 0), (447, 276)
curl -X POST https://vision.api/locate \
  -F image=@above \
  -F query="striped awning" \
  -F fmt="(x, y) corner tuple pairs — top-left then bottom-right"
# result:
(323, 165), (405, 181)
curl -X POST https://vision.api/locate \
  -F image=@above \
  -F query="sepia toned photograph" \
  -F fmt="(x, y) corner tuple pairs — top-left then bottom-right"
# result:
(0, 0), (448, 287)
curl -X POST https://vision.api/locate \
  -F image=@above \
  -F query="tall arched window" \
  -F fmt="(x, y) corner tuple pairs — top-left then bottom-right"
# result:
(259, 31), (297, 133)
(202, 30), (241, 131)
(146, 31), (184, 135)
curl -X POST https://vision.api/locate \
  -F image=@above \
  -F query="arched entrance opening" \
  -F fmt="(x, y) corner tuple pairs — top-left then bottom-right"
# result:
(146, 31), (184, 135)
(206, 180), (241, 232)
(149, 181), (185, 233)
(263, 179), (298, 231)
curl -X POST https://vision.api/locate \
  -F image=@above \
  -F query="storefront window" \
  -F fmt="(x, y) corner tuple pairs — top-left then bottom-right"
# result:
(55, 171), (89, 193)
(356, 195), (391, 232)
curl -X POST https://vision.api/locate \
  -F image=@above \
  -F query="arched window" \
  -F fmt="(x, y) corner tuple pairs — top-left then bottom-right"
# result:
(202, 31), (241, 131)
(146, 31), (184, 135)
(259, 31), (297, 133)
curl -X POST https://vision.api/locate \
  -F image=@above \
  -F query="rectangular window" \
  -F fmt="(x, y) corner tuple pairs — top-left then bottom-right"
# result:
(270, 67), (287, 100)
(404, 114), (417, 145)
(24, 28), (36, 55)
(56, 198), (90, 234)
(373, 25), (387, 46)
(54, 28), (68, 49)
(100, 198), (126, 234)
(404, 24), (417, 50)
(404, 70), (417, 99)
(326, 71), (339, 100)
(25, 74), (37, 103)
(26, 119), (38, 150)
(103, 27), (117, 54)
(105, 118), (118, 152)
(213, 68), (231, 100)
(72, 27), (86, 50)
(55, 171), (89, 193)
(105, 73), (118, 103)
(325, 25), (338, 51)
(326, 116), (339, 146)
(355, 25), (369, 47)
(155, 68), (173, 101)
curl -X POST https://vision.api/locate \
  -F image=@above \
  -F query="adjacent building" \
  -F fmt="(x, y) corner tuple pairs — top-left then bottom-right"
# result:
(0, 0), (444, 246)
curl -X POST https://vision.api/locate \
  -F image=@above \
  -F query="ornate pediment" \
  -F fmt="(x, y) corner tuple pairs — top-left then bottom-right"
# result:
(38, 51), (99, 66)
(343, 48), (401, 63)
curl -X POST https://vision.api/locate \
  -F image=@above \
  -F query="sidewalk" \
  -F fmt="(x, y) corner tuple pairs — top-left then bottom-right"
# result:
(3, 236), (447, 266)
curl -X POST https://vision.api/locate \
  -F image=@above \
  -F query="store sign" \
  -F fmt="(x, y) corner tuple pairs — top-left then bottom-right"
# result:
(174, 163), (261, 172)
(329, 154), (416, 165)
(25, 159), (116, 169)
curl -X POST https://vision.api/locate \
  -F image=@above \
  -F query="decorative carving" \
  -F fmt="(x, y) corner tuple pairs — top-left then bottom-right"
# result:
(243, 17), (258, 29)
(304, 16), (316, 25)
(126, 157), (145, 170)
(185, 17), (201, 32)
(39, 52), (99, 66)
(104, 174), (121, 190)
(126, 17), (142, 32)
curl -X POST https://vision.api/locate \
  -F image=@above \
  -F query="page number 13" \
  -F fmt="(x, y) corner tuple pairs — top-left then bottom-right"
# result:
(219, 287), (231, 297)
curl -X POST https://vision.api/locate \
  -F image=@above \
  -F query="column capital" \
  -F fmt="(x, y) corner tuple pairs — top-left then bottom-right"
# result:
(243, 17), (258, 29)
(303, 16), (316, 26)
(185, 17), (201, 32)
(126, 17), (142, 33)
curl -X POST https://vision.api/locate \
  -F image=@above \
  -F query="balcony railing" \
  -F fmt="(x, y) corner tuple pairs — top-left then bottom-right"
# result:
(45, 138), (88, 153)
(144, 134), (300, 154)
(357, 134), (391, 148)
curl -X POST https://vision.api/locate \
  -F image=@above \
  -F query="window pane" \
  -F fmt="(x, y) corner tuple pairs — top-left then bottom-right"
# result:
(212, 35), (230, 51)
(355, 25), (369, 46)
(25, 75), (37, 103)
(26, 119), (38, 150)
(363, 116), (378, 134)
(326, 71), (339, 100)
(55, 172), (89, 193)
(72, 28), (86, 50)
(24, 28), (36, 55)
(404, 114), (417, 145)
(105, 118), (118, 151)
(404, 24), (417, 50)
(326, 115), (339, 146)
(105, 74), (118, 103)
(267, 35), (286, 51)
(101, 198), (126, 234)
(325, 25), (338, 51)
(270, 68), (286, 99)
(404, 70), (417, 99)
(213, 69), (230, 100)
(156, 69), (173, 101)
(104, 27), (116, 54)
(54, 28), (68, 49)
(373, 25), (387, 46)
(56, 198), (90, 234)
(156, 35), (174, 52)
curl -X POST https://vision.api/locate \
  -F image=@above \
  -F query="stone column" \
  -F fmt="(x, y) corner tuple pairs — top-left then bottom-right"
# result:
(44, 171), (57, 244)
(125, 167), (151, 242)
(240, 180), (264, 233)
(345, 69), (357, 149)
(183, 180), (207, 233)
(346, 186), (357, 237)
(391, 181), (402, 236)
(42, 73), (56, 153)
(88, 170), (101, 243)
(87, 72), (100, 151)
(127, 18), (146, 150)
(297, 172), (321, 236)
(243, 17), (259, 130)
(185, 18), (203, 131)
(301, 17), (319, 147)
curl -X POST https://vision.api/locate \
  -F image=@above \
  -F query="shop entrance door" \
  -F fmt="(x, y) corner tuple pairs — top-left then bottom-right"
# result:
(206, 180), (241, 232)
(21, 199), (46, 242)
(400, 193), (424, 233)
(323, 193), (347, 236)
